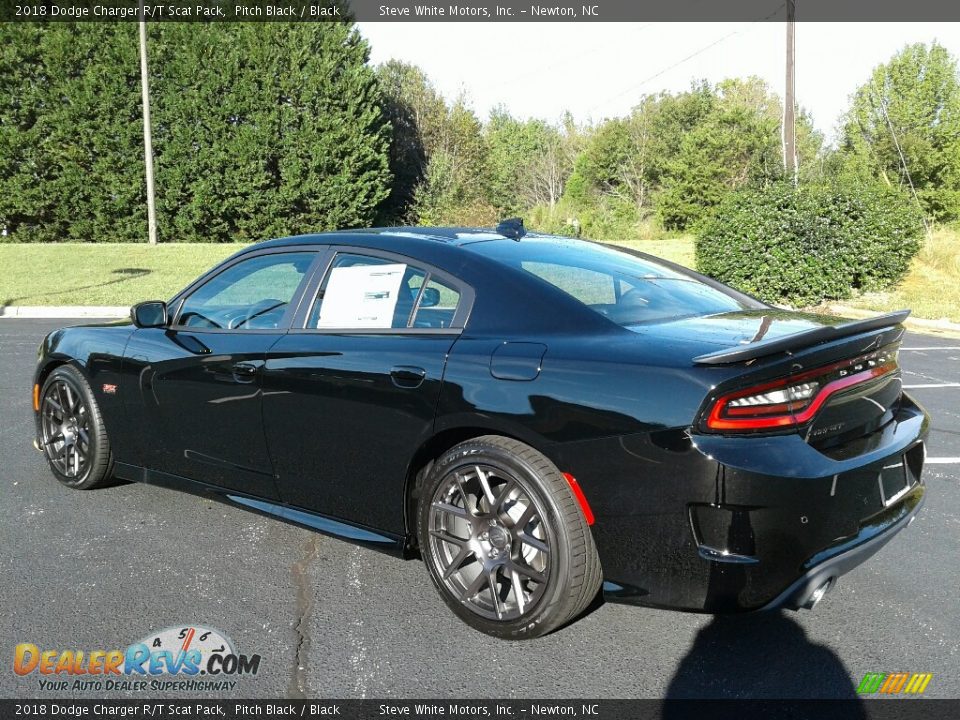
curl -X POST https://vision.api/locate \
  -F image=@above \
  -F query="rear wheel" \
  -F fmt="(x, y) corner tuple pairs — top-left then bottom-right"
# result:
(39, 365), (113, 490)
(417, 435), (601, 639)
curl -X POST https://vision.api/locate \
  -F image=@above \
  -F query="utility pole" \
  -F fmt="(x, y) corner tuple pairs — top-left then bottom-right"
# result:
(783, 0), (797, 182)
(138, 0), (158, 245)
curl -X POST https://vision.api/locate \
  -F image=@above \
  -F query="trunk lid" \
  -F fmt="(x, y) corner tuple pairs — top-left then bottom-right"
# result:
(629, 309), (907, 446)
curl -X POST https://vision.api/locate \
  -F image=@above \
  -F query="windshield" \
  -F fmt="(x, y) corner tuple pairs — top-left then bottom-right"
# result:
(476, 237), (761, 325)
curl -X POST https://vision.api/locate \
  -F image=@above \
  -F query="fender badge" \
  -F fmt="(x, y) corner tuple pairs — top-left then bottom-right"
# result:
(102, 383), (118, 395)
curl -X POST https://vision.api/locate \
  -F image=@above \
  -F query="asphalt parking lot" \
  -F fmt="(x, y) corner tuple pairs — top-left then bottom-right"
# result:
(2, 319), (958, 700)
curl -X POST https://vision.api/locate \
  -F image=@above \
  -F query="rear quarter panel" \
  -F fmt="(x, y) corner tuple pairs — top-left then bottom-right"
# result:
(434, 328), (929, 610)
(435, 331), (729, 606)
(436, 331), (740, 445)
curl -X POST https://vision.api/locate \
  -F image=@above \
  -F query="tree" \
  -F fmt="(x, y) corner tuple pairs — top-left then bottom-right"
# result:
(562, 78), (823, 232)
(528, 124), (574, 210)
(486, 110), (575, 214)
(566, 82), (716, 214)
(575, 117), (651, 208)
(839, 42), (960, 222)
(0, 23), (391, 243)
(151, 23), (391, 242)
(409, 96), (494, 226)
(0, 24), (146, 242)
(375, 60), (447, 223)
(657, 77), (821, 230)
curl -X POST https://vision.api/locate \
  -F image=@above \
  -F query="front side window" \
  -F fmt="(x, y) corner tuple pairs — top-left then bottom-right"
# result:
(308, 253), (461, 330)
(177, 252), (315, 330)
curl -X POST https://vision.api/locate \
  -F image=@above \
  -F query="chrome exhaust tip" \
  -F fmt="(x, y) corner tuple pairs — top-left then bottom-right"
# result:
(803, 578), (834, 610)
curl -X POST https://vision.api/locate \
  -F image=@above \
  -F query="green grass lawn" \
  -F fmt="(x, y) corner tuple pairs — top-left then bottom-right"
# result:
(1, 233), (956, 324)
(0, 238), (696, 308)
(604, 237), (697, 269)
(834, 227), (960, 323)
(0, 243), (249, 306)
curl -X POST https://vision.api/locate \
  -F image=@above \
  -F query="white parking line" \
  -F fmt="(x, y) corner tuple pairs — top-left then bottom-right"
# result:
(901, 346), (960, 351)
(903, 383), (960, 389)
(926, 457), (960, 464)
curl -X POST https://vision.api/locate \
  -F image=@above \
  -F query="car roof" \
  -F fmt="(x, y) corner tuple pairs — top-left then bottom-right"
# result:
(231, 227), (612, 335)
(185, 226), (725, 337)
(254, 226), (550, 250)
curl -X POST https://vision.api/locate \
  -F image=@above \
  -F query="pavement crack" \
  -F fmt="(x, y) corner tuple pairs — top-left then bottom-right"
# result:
(346, 547), (371, 699)
(288, 533), (321, 699)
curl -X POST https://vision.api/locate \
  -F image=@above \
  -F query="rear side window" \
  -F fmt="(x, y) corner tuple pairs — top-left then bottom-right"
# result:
(413, 276), (461, 329)
(481, 238), (757, 325)
(308, 253), (461, 330)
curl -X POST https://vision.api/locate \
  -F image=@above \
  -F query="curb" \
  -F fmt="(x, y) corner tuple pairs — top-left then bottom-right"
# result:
(0, 306), (128, 319)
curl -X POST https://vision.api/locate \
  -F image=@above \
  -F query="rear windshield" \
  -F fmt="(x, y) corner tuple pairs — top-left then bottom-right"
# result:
(477, 238), (760, 325)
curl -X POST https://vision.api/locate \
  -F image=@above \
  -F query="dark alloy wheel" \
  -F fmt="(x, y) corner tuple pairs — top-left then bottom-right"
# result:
(418, 435), (602, 639)
(39, 365), (113, 489)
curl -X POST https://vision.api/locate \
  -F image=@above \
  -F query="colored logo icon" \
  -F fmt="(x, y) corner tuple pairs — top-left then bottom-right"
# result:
(856, 672), (933, 695)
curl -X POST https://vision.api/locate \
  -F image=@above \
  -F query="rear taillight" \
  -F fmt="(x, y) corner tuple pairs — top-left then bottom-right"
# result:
(704, 348), (899, 432)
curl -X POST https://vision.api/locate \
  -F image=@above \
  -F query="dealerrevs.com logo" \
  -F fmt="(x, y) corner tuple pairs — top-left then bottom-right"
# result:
(13, 625), (262, 693)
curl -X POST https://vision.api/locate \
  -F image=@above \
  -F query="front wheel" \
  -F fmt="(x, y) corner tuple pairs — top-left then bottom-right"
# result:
(417, 435), (602, 639)
(38, 365), (114, 489)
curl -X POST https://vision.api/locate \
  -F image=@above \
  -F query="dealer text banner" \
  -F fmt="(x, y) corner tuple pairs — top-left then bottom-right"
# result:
(2, 0), (959, 22)
(5, 700), (960, 720)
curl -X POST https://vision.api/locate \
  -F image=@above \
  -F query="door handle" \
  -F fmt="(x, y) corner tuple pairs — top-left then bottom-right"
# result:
(390, 365), (427, 389)
(232, 362), (260, 383)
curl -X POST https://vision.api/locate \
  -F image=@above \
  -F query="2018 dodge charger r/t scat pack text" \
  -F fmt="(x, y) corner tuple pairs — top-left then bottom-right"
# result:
(33, 222), (928, 638)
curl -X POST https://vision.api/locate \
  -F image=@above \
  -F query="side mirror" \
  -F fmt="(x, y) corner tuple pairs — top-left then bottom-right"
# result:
(420, 287), (441, 308)
(131, 301), (168, 328)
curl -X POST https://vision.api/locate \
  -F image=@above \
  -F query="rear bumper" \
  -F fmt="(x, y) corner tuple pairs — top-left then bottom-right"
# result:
(547, 394), (929, 613)
(761, 484), (924, 611)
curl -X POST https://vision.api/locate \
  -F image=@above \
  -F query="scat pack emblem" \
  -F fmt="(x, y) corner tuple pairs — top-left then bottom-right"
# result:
(13, 625), (261, 692)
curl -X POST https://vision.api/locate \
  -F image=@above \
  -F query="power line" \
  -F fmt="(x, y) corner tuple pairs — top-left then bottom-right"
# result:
(587, 3), (785, 113)
(472, 23), (660, 96)
(872, 82), (931, 237)
(586, 4), (787, 118)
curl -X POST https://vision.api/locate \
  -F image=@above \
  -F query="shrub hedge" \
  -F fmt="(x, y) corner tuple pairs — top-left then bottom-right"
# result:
(695, 181), (924, 306)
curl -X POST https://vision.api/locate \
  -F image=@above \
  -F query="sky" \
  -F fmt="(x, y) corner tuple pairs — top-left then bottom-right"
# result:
(357, 22), (960, 143)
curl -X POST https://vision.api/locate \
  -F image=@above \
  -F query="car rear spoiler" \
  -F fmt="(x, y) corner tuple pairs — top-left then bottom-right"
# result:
(693, 310), (911, 366)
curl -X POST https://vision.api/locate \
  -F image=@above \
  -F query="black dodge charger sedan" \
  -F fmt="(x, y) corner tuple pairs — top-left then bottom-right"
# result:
(33, 223), (927, 638)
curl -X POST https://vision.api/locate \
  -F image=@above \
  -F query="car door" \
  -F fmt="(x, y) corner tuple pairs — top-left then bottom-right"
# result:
(126, 248), (321, 498)
(261, 248), (473, 534)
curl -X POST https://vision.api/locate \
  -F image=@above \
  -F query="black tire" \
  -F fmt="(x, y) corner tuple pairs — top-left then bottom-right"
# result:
(417, 435), (602, 639)
(38, 365), (114, 490)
